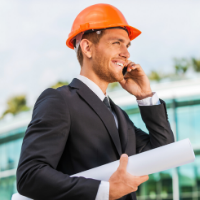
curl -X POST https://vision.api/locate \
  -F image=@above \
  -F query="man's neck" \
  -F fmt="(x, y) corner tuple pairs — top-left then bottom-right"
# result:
(80, 69), (108, 95)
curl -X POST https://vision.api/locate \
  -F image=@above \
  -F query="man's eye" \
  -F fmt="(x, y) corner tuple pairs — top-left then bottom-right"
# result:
(113, 42), (120, 45)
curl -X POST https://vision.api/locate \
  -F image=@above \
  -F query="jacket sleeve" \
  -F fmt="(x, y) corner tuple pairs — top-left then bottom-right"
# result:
(17, 88), (100, 200)
(133, 99), (175, 153)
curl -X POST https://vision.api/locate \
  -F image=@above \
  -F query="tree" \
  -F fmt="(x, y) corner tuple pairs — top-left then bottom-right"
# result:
(173, 58), (189, 76)
(191, 58), (200, 72)
(108, 82), (120, 91)
(1, 95), (30, 119)
(50, 81), (69, 89)
(148, 70), (162, 82)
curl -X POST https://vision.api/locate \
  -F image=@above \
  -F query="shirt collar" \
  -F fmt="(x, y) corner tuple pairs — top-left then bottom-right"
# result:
(76, 75), (108, 101)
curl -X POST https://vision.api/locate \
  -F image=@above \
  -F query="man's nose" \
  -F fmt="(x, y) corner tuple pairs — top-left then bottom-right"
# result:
(119, 46), (130, 59)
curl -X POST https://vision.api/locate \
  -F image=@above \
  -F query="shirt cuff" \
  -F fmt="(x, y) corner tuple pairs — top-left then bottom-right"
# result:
(137, 92), (161, 106)
(95, 181), (109, 200)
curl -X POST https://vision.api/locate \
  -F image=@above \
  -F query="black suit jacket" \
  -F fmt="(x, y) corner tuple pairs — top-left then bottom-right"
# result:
(17, 78), (174, 200)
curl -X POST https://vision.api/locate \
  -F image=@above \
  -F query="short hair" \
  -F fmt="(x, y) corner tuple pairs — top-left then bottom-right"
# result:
(76, 31), (105, 66)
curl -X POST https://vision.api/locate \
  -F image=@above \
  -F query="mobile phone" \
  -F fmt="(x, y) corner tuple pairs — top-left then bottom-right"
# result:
(122, 67), (127, 76)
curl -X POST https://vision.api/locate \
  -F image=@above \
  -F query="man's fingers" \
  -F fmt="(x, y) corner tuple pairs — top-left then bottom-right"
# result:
(127, 62), (134, 69)
(125, 60), (135, 66)
(118, 154), (128, 172)
(126, 63), (138, 73)
(137, 175), (149, 185)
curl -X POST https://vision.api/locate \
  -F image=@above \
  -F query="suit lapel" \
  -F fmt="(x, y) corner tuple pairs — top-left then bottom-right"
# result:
(69, 79), (122, 156)
(109, 98), (128, 153)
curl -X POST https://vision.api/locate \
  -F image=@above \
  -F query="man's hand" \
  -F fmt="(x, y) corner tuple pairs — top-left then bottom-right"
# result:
(119, 61), (153, 100)
(109, 154), (149, 200)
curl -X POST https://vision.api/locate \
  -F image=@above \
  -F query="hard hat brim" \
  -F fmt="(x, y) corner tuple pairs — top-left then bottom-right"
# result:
(66, 25), (141, 49)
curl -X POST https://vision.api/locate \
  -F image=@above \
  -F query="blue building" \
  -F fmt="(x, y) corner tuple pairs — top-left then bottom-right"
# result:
(0, 78), (200, 200)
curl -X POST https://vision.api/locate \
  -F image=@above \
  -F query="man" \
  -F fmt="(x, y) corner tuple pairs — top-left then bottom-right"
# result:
(17, 3), (174, 200)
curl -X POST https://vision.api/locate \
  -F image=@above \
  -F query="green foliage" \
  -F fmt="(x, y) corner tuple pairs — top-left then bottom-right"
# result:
(108, 82), (120, 91)
(148, 70), (162, 82)
(191, 58), (200, 72)
(1, 95), (30, 119)
(173, 58), (190, 75)
(148, 57), (200, 82)
(51, 81), (69, 89)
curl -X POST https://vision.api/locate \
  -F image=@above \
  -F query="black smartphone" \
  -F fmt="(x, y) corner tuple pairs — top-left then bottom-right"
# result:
(122, 67), (127, 76)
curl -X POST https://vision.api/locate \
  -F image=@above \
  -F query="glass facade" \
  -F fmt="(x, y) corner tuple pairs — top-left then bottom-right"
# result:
(0, 95), (200, 200)
(0, 176), (17, 200)
(123, 95), (200, 200)
(0, 127), (26, 200)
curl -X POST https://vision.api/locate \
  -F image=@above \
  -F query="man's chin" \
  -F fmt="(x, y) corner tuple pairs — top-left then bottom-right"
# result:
(115, 73), (124, 82)
(109, 75), (124, 83)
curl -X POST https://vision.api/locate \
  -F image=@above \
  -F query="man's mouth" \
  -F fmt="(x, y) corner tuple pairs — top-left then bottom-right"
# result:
(114, 62), (123, 67)
(111, 60), (125, 69)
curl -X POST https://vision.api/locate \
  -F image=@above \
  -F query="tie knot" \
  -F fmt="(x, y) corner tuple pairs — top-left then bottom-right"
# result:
(103, 97), (111, 110)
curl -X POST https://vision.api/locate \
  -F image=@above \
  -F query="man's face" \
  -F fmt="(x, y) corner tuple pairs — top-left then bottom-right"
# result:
(92, 28), (131, 83)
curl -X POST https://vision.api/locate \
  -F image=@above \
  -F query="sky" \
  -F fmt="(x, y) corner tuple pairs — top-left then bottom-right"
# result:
(0, 0), (200, 116)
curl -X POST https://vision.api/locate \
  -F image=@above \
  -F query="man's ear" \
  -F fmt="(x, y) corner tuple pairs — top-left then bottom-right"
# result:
(79, 39), (93, 59)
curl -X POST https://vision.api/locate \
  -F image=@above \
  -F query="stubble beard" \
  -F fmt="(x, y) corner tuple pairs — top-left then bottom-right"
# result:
(92, 53), (123, 84)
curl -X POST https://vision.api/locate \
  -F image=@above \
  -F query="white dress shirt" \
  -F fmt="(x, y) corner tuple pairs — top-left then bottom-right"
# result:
(76, 75), (160, 200)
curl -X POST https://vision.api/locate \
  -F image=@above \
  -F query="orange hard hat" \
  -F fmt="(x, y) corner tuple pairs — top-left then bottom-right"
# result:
(66, 3), (141, 49)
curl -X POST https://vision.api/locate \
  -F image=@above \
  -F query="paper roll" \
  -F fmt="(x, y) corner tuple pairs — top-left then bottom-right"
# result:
(71, 138), (195, 181)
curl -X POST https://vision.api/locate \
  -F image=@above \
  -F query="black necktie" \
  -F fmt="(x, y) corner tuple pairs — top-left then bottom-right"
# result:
(103, 97), (126, 152)
(103, 97), (112, 113)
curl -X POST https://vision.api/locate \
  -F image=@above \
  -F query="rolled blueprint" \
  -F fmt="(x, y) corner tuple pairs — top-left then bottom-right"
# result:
(71, 138), (195, 181)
